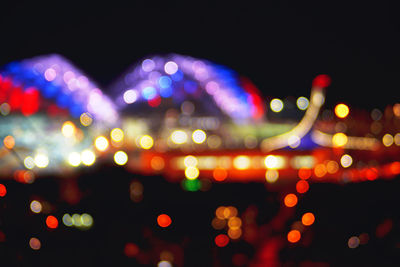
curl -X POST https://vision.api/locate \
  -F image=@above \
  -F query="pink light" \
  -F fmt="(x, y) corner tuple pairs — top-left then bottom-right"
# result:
(164, 61), (178, 75)
(44, 68), (57, 81)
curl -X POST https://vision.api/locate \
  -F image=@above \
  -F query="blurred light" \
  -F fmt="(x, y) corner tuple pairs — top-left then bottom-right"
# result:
(44, 68), (56, 81)
(81, 150), (95, 166)
(215, 206), (226, 219)
(332, 133), (348, 147)
(124, 242), (139, 257)
(340, 154), (353, 168)
(0, 184), (6, 197)
(34, 153), (49, 168)
(24, 156), (35, 169)
(123, 89), (138, 104)
(264, 155), (284, 169)
(371, 108), (382, 121)
(29, 237), (41, 250)
(393, 104), (400, 117)
(296, 97), (309, 110)
(114, 151), (128, 165)
(270, 98), (284, 112)
(110, 128), (124, 142)
(228, 217), (242, 229)
(207, 135), (222, 149)
(233, 156), (251, 170)
(213, 168), (228, 181)
(314, 163), (327, 177)
(61, 121), (76, 138)
(288, 135), (301, 148)
(158, 261), (172, 267)
(157, 214), (172, 228)
(140, 135), (154, 149)
(3, 135), (15, 149)
(68, 152), (81, 167)
(81, 213), (93, 227)
(151, 156), (165, 171)
(326, 160), (339, 174)
(0, 103), (11, 116)
(284, 194), (298, 207)
(265, 169), (279, 183)
(348, 236), (360, 248)
(301, 212), (315, 226)
(142, 59), (155, 72)
(215, 234), (229, 247)
(395, 133), (400, 146)
(46, 215), (58, 229)
(228, 228), (242, 239)
(287, 230), (301, 243)
(95, 136), (109, 151)
(224, 206), (238, 219)
(211, 217), (226, 230)
(185, 166), (199, 180)
(334, 103), (349, 118)
(62, 214), (73, 227)
(164, 61), (178, 75)
(184, 155), (198, 167)
(296, 180), (309, 194)
(72, 214), (82, 226)
(79, 112), (93, 126)
(30, 200), (42, 213)
(298, 168), (312, 180)
(382, 133), (394, 147)
(171, 130), (187, 144)
(192, 129), (207, 144)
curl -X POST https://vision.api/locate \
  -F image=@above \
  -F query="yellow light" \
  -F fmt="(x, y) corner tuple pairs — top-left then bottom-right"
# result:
(395, 133), (400, 146)
(334, 104), (349, 119)
(72, 214), (82, 226)
(68, 152), (81, 167)
(140, 135), (154, 149)
(270, 98), (284, 112)
(24, 156), (35, 169)
(94, 136), (109, 151)
(192, 129), (207, 144)
(171, 130), (187, 144)
(79, 112), (93, 126)
(340, 154), (353, 168)
(264, 155), (285, 169)
(81, 150), (96, 166)
(228, 217), (242, 229)
(332, 133), (348, 147)
(30, 200), (42, 213)
(382, 133), (394, 147)
(61, 121), (76, 138)
(184, 155), (198, 167)
(185, 166), (199, 180)
(34, 153), (49, 168)
(110, 128), (124, 142)
(265, 169), (279, 183)
(233, 156), (251, 170)
(114, 151), (128, 165)
(80, 213), (93, 227)
(296, 97), (309, 110)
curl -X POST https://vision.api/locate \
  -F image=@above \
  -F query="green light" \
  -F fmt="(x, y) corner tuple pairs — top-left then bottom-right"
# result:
(182, 179), (201, 192)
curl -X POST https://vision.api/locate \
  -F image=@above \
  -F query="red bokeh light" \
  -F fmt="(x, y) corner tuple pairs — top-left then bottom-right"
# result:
(157, 214), (172, 228)
(46, 215), (58, 229)
(0, 184), (6, 197)
(215, 234), (229, 247)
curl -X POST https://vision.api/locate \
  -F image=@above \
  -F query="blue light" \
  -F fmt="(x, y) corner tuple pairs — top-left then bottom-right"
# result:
(158, 76), (172, 89)
(142, 86), (157, 100)
(160, 86), (173, 98)
(56, 93), (71, 108)
(171, 70), (183, 81)
(183, 80), (198, 94)
(42, 84), (58, 98)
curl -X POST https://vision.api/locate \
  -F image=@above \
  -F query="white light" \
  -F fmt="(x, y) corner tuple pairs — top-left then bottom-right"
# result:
(265, 169), (279, 183)
(62, 214), (73, 227)
(81, 150), (96, 166)
(296, 97), (309, 110)
(171, 130), (187, 144)
(81, 213), (93, 227)
(114, 151), (128, 165)
(340, 154), (353, 168)
(34, 153), (49, 168)
(158, 261), (172, 267)
(164, 61), (178, 75)
(68, 152), (81, 167)
(94, 136), (109, 151)
(192, 129), (207, 144)
(30, 200), (42, 213)
(288, 135), (301, 148)
(24, 156), (35, 169)
(270, 98), (284, 112)
(123, 89), (138, 104)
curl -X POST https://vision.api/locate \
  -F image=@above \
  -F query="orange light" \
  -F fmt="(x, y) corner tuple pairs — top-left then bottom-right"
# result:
(298, 168), (312, 180)
(366, 168), (378, 181)
(213, 168), (228, 181)
(46, 215), (58, 229)
(287, 230), (301, 243)
(314, 164), (327, 178)
(301, 212), (315, 226)
(284, 194), (298, 208)
(215, 234), (229, 247)
(124, 242), (139, 257)
(3, 135), (15, 149)
(296, 180), (309, 194)
(157, 214), (172, 228)
(334, 103), (349, 118)
(390, 162), (400, 175)
(0, 184), (6, 197)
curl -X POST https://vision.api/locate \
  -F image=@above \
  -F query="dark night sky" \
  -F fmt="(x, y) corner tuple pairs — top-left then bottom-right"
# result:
(1, 1), (399, 109)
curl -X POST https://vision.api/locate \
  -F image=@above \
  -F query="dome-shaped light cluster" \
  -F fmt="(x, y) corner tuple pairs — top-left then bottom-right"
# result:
(1, 54), (118, 124)
(113, 54), (264, 121)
